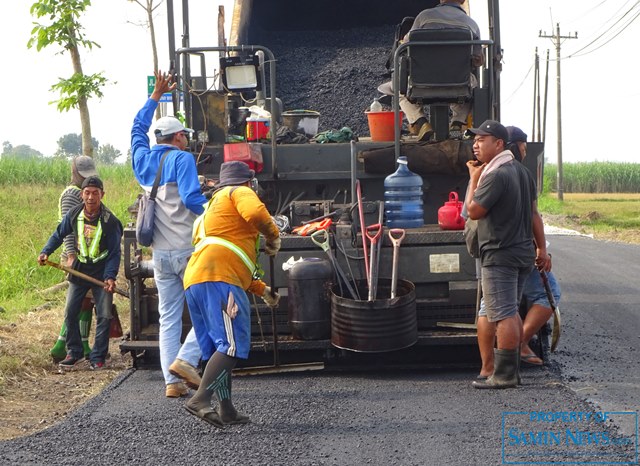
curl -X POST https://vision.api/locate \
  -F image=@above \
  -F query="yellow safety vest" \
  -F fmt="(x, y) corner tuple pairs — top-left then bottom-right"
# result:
(76, 211), (108, 263)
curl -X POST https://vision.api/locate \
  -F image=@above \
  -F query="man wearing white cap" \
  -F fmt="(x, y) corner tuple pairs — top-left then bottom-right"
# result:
(131, 70), (207, 398)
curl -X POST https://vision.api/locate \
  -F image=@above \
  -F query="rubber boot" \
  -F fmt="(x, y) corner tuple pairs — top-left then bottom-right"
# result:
(50, 323), (68, 361)
(472, 348), (519, 389)
(79, 304), (93, 358)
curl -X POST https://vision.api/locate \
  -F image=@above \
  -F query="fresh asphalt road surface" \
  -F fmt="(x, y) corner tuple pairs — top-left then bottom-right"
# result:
(1, 234), (638, 465)
(548, 235), (640, 437)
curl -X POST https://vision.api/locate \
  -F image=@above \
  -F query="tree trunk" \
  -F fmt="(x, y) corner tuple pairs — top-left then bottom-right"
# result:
(69, 43), (93, 157)
(147, 0), (161, 120)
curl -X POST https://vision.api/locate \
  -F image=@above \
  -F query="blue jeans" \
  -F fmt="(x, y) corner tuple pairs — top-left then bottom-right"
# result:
(64, 281), (111, 363)
(153, 248), (201, 384)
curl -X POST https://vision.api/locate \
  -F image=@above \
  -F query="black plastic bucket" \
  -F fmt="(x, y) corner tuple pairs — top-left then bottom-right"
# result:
(331, 279), (417, 352)
(288, 258), (333, 340)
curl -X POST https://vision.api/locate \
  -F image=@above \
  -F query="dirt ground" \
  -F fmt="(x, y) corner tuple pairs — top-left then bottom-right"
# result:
(1, 218), (639, 442)
(0, 300), (132, 441)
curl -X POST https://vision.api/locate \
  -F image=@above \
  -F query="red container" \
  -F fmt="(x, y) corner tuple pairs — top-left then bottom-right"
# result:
(223, 142), (264, 173)
(366, 111), (404, 141)
(438, 191), (465, 230)
(246, 117), (270, 141)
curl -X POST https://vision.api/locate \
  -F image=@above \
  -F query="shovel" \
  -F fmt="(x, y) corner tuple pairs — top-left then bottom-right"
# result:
(45, 260), (129, 298)
(365, 223), (383, 301)
(388, 228), (405, 299)
(539, 269), (562, 352)
(356, 180), (370, 288)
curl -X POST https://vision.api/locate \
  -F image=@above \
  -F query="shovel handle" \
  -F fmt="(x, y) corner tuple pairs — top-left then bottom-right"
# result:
(45, 260), (130, 298)
(388, 228), (405, 247)
(269, 255), (280, 367)
(310, 229), (330, 252)
(365, 223), (382, 243)
(538, 270), (557, 310)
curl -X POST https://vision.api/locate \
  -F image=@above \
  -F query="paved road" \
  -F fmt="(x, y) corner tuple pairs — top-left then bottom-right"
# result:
(548, 235), (640, 437)
(1, 235), (638, 465)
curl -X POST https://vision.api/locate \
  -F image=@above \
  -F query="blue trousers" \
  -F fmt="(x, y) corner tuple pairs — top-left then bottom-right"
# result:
(64, 281), (112, 363)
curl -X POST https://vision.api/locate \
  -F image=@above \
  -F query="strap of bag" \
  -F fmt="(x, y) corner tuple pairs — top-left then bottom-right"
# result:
(149, 150), (171, 200)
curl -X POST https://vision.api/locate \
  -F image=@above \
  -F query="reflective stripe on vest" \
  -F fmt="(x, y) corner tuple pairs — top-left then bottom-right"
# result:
(76, 211), (108, 263)
(194, 236), (256, 275)
(192, 187), (261, 280)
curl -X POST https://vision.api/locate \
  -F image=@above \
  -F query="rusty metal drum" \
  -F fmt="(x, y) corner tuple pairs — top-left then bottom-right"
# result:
(331, 279), (417, 352)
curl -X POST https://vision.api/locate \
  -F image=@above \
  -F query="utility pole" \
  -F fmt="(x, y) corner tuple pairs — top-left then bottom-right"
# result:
(539, 23), (577, 201)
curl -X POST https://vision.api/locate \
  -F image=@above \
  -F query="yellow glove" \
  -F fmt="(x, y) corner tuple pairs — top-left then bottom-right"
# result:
(264, 237), (281, 256)
(262, 286), (280, 308)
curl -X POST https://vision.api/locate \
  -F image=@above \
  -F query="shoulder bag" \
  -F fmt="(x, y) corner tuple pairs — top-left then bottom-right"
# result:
(136, 150), (171, 247)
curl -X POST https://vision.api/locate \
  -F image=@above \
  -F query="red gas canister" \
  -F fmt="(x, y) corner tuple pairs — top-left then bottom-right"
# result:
(438, 191), (465, 230)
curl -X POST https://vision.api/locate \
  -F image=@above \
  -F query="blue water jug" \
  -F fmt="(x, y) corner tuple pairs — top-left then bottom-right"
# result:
(384, 156), (424, 228)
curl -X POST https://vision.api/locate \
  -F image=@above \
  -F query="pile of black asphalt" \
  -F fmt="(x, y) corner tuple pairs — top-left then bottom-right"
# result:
(0, 365), (633, 465)
(254, 25), (396, 138)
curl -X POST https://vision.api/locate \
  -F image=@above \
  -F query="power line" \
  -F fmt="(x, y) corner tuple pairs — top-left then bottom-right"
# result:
(566, 0), (627, 27)
(503, 63), (533, 104)
(538, 0), (640, 62)
(566, 3), (640, 58)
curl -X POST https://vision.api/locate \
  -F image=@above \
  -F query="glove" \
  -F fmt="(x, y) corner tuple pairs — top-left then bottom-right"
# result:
(262, 286), (280, 308)
(264, 237), (281, 256)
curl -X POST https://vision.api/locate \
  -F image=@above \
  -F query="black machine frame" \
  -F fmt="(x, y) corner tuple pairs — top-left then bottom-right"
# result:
(120, 0), (549, 369)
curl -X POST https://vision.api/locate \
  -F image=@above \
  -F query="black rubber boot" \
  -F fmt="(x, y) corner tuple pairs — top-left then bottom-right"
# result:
(472, 348), (519, 389)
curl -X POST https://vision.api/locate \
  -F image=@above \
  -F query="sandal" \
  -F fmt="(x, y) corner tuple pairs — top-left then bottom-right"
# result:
(520, 354), (543, 366)
(185, 404), (224, 428)
(221, 411), (251, 425)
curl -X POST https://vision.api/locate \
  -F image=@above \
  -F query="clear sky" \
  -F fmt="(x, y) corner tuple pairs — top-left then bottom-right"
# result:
(1, 0), (638, 164)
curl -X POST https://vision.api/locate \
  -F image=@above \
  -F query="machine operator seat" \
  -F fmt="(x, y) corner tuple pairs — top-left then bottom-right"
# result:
(399, 27), (475, 140)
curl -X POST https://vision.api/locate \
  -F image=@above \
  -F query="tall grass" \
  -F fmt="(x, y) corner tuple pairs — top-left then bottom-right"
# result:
(0, 158), (140, 318)
(545, 162), (640, 193)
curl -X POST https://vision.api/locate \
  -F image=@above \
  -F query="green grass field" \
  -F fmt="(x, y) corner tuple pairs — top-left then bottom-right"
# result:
(0, 159), (139, 319)
(1, 158), (639, 320)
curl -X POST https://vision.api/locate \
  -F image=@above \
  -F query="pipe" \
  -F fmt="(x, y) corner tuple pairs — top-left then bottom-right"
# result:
(350, 140), (357, 205)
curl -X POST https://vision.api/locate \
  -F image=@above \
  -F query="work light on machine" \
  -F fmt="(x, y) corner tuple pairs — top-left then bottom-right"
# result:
(220, 55), (261, 92)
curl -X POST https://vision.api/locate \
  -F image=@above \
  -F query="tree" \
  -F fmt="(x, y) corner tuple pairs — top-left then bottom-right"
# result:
(2, 141), (12, 155)
(55, 133), (99, 158)
(28, 0), (109, 157)
(3, 145), (43, 160)
(128, 0), (163, 119)
(95, 144), (122, 165)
